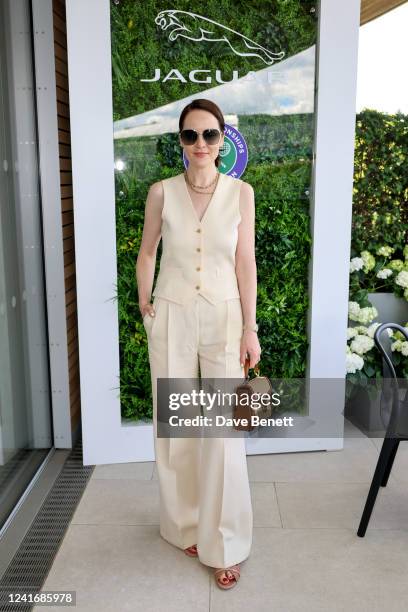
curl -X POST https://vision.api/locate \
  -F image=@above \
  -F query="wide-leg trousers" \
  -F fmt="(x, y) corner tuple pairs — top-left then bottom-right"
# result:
(143, 293), (253, 568)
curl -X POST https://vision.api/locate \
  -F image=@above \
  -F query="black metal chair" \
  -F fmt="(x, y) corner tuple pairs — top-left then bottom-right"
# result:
(357, 322), (408, 537)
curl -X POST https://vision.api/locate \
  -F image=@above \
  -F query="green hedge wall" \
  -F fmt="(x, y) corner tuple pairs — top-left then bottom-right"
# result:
(351, 109), (407, 266)
(111, 0), (317, 119)
(111, 0), (317, 420)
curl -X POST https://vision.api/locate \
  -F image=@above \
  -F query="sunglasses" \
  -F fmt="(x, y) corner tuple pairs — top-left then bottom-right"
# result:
(179, 128), (222, 146)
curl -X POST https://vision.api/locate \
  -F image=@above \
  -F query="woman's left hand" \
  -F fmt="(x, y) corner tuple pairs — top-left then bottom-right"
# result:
(240, 330), (261, 369)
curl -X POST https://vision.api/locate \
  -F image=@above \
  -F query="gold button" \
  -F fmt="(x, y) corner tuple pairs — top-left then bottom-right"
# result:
(196, 247), (201, 252)
(196, 285), (200, 290)
(196, 266), (201, 271)
(196, 228), (201, 233)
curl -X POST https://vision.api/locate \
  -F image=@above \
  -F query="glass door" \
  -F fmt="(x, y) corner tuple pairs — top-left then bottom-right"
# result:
(0, 0), (52, 530)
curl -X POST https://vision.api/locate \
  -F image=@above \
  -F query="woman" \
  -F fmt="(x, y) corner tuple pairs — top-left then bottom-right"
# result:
(136, 98), (261, 590)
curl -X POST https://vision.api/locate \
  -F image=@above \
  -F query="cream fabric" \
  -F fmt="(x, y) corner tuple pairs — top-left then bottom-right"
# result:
(144, 172), (253, 568)
(152, 172), (242, 306)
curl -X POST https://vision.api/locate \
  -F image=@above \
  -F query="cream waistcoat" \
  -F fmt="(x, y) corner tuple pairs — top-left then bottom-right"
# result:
(152, 172), (242, 306)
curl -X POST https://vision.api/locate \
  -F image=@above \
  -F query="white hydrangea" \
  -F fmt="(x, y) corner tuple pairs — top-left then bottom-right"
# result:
(348, 301), (361, 319)
(353, 325), (369, 335)
(360, 307), (377, 324)
(376, 268), (393, 279)
(395, 270), (408, 289)
(347, 327), (358, 339)
(389, 259), (404, 271)
(350, 334), (375, 355)
(363, 307), (377, 324)
(391, 340), (408, 356)
(366, 322), (381, 338)
(377, 246), (395, 257)
(350, 257), (364, 273)
(361, 323), (393, 340)
(361, 250), (376, 272)
(346, 351), (364, 373)
(391, 339), (403, 351)
(349, 299), (382, 324)
(348, 301), (378, 324)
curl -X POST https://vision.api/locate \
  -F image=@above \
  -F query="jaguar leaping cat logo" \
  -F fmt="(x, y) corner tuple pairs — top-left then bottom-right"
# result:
(155, 10), (285, 66)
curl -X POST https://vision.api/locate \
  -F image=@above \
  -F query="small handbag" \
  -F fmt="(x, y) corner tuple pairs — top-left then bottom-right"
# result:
(233, 357), (273, 431)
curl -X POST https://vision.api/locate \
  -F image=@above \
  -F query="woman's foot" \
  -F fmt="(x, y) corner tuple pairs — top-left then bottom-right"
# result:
(184, 544), (198, 557)
(214, 564), (240, 589)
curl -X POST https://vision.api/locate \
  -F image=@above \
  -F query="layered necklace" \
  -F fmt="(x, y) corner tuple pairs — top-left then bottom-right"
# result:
(184, 169), (219, 194)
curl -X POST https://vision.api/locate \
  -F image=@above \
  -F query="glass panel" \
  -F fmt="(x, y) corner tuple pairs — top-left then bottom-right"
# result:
(110, 1), (317, 422)
(0, 0), (52, 529)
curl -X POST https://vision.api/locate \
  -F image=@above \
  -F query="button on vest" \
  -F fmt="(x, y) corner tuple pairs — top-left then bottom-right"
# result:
(152, 172), (242, 306)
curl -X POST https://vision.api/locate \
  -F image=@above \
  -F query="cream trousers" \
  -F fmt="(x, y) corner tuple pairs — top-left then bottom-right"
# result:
(143, 294), (253, 568)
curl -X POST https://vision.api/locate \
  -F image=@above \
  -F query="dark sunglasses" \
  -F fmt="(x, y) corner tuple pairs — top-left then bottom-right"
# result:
(179, 128), (222, 146)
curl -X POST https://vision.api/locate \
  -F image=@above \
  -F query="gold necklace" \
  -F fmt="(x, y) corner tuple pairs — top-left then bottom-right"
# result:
(184, 170), (219, 192)
(185, 172), (219, 195)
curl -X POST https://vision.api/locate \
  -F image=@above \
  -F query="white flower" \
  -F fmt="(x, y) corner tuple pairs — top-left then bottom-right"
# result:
(354, 325), (369, 335)
(391, 339), (402, 351)
(347, 327), (358, 339)
(376, 246), (395, 257)
(348, 301), (361, 319)
(391, 340), (408, 356)
(389, 259), (404, 271)
(350, 257), (364, 273)
(350, 334), (375, 355)
(346, 351), (364, 373)
(360, 307), (378, 324)
(366, 322), (381, 338)
(361, 250), (376, 272)
(376, 268), (393, 279)
(363, 323), (393, 340)
(396, 270), (408, 289)
(348, 302), (378, 324)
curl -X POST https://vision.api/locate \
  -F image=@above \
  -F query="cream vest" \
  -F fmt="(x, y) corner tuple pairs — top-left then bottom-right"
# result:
(152, 172), (242, 306)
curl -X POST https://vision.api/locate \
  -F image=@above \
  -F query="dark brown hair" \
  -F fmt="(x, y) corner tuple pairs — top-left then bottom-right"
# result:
(179, 99), (225, 168)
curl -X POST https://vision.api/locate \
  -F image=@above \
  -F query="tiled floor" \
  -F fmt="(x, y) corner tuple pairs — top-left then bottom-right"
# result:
(33, 421), (408, 611)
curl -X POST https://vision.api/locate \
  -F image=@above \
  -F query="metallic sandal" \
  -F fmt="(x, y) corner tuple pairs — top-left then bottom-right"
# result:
(184, 544), (198, 557)
(214, 564), (241, 589)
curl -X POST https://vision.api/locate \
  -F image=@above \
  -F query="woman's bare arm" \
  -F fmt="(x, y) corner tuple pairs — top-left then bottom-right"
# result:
(235, 181), (261, 367)
(136, 181), (163, 314)
(235, 181), (257, 327)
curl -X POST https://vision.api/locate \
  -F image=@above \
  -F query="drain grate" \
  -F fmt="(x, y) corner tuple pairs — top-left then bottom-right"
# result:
(0, 437), (94, 611)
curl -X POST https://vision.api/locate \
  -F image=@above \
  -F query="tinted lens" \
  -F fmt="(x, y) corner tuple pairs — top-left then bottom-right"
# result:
(180, 129), (197, 145)
(203, 129), (221, 144)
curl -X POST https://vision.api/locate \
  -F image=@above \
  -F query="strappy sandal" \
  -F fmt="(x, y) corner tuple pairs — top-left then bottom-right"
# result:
(214, 564), (240, 589)
(184, 544), (198, 557)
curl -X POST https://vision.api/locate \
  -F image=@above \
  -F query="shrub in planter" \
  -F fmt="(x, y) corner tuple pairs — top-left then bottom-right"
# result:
(346, 109), (408, 385)
(349, 245), (408, 303)
(346, 243), (408, 384)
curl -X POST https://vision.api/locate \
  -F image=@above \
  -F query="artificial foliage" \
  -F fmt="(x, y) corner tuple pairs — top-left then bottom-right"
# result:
(346, 109), (408, 383)
(111, 0), (317, 420)
(110, 0), (317, 119)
